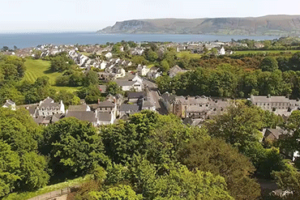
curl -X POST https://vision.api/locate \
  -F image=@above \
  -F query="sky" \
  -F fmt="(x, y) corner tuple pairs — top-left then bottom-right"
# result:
(0, 0), (300, 33)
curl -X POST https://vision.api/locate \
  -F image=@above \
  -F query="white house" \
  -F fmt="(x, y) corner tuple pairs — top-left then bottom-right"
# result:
(37, 97), (65, 117)
(137, 65), (150, 76)
(115, 80), (143, 92)
(218, 47), (226, 55)
(132, 74), (143, 84)
(2, 100), (16, 111)
(105, 52), (113, 59)
(100, 61), (107, 70)
(115, 68), (126, 79)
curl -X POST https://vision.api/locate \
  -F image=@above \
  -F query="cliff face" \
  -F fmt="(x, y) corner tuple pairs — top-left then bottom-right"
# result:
(98, 15), (300, 36)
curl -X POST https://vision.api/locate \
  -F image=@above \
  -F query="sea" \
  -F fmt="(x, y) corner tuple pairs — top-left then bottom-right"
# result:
(0, 32), (279, 49)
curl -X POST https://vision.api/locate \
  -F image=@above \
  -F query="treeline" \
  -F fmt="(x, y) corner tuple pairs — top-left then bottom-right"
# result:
(156, 63), (300, 99)
(0, 54), (103, 106)
(2, 103), (300, 199)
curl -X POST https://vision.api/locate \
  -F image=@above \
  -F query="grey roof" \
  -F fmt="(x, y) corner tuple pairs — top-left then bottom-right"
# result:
(27, 106), (37, 115)
(127, 92), (146, 99)
(115, 80), (137, 87)
(52, 113), (65, 123)
(142, 100), (154, 108)
(98, 101), (115, 108)
(265, 128), (285, 140)
(251, 96), (291, 103)
(68, 105), (89, 112)
(66, 111), (97, 123)
(168, 65), (186, 76)
(186, 106), (210, 113)
(120, 104), (140, 112)
(3, 100), (15, 107)
(40, 97), (60, 108)
(98, 112), (112, 122)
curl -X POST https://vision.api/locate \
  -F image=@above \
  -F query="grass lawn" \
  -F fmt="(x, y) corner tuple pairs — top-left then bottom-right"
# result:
(177, 51), (202, 59)
(79, 51), (92, 57)
(147, 64), (155, 69)
(3, 175), (91, 200)
(234, 50), (300, 55)
(23, 59), (81, 92)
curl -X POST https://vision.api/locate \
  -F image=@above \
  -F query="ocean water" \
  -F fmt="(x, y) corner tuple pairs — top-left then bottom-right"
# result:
(0, 32), (278, 49)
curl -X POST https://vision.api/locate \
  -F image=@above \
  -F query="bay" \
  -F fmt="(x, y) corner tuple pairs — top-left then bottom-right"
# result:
(0, 32), (278, 49)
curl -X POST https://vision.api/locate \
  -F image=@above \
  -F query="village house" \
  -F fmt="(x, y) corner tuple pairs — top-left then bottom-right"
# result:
(161, 92), (230, 119)
(105, 52), (113, 59)
(2, 100), (16, 111)
(168, 65), (187, 78)
(137, 65), (150, 76)
(65, 111), (98, 127)
(115, 80), (143, 92)
(147, 67), (161, 79)
(249, 95), (300, 117)
(67, 104), (91, 112)
(119, 104), (140, 118)
(127, 92), (147, 103)
(36, 97), (65, 117)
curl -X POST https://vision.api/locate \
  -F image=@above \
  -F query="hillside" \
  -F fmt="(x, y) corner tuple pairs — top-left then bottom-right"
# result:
(23, 59), (80, 92)
(98, 15), (300, 36)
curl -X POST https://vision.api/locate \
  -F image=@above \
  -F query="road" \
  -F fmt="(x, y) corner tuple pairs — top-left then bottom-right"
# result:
(143, 78), (168, 115)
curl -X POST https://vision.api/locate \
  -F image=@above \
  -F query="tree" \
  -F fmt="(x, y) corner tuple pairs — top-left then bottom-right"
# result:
(153, 166), (234, 200)
(0, 85), (25, 105)
(106, 81), (122, 95)
(42, 118), (108, 177)
(78, 85), (102, 104)
(160, 59), (170, 72)
(0, 141), (20, 198)
(272, 163), (300, 199)
(18, 152), (49, 191)
(89, 185), (143, 200)
(205, 103), (264, 150)
(85, 70), (99, 86)
(0, 108), (42, 152)
(145, 49), (158, 62)
(102, 111), (205, 166)
(260, 57), (278, 72)
(178, 138), (261, 200)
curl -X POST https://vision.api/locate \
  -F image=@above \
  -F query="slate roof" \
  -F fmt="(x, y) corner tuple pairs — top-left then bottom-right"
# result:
(40, 97), (60, 108)
(27, 106), (38, 115)
(68, 105), (89, 112)
(66, 111), (97, 123)
(142, 100), (155, 108)
(52, 113), (65, 123)
(98, 101), (115, 108)
(3, 100), (15, 107)
(115, 80), (137, 87)
(120, 104), (140, 112)
(98, 112), (112, 122)
(127, 92), (146, 99)
(251, 96), (291, 103)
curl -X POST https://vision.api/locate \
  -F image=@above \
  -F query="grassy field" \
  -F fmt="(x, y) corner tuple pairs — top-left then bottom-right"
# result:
(177, 51), (202, 59)
(234, 50), (300, 55)
(23, 59), (81, 92)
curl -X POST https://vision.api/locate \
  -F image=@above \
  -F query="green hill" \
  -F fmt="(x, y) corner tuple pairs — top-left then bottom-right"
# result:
(23, 59), (80, 92)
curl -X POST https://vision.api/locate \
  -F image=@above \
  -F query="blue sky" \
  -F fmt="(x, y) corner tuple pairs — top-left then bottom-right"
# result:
(0, 0), (299, 33)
